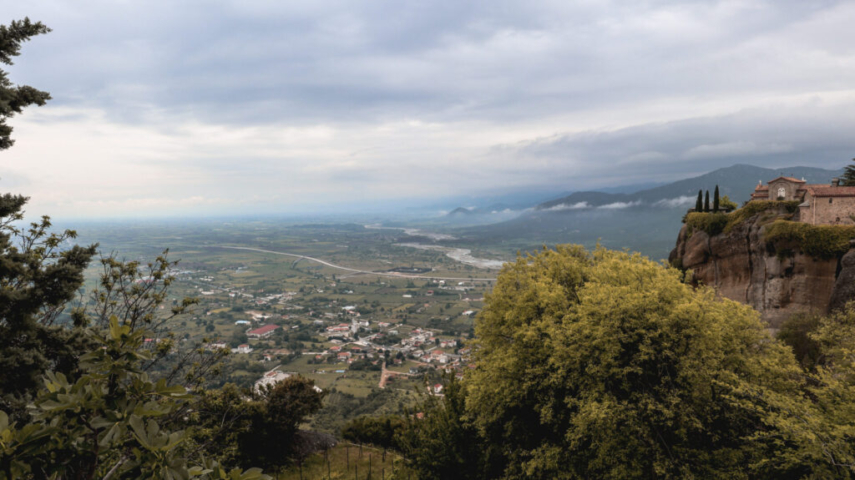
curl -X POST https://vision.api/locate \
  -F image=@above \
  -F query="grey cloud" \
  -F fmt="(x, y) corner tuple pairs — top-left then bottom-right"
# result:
(499, 101), (855, 189)
(5, 1), (855, 217)
(6, 0), (855, 126)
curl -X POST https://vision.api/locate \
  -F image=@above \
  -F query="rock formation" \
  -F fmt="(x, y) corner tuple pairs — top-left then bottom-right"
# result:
(670, 205), (855, 329)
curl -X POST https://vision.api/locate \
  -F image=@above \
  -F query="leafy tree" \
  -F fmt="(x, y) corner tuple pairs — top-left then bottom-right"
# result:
(0, 318), (269, 479)
(704, 189), (711, 212)
(777, 312), (823, 371)
(781, 303), (855, 477)
(695, 190), (703, 212)
(0, 18), (51, 151)
(189, 384), (266, 469)
(843, 158), (855, 186)
(713, 185), (720, 213)
(341, 415), (406, 450)
(720, 195), (738, 211)
(465, 245), (819, 479)
(189, 377), (325, 473)
(398, 376), (486, 480)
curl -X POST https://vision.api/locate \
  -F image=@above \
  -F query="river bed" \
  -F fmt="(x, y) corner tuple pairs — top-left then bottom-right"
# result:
(395, 242), (506, 269)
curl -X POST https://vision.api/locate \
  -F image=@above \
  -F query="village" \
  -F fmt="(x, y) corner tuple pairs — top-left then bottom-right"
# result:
(163, 251), (490, 403)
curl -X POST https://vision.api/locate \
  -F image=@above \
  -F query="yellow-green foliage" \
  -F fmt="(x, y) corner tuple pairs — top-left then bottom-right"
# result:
(467, 245), (818, 478)
(720, 195), (739, 211)
(725, 200), (800, 232)
(686, 201), (801, 237)
(764, 220), (855, 260)
(686, 212), (729, 236)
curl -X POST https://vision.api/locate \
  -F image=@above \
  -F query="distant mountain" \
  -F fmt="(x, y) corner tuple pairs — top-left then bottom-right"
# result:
(448, 207), (476, 216)
(461, 164), (845, 260)
(536, 164), (843, 211)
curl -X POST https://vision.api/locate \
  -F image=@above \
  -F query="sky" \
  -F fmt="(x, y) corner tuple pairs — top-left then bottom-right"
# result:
(3, 0), (855, 218)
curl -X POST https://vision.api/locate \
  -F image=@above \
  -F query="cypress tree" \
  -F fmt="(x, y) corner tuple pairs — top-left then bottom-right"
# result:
(695, 190), (703, 212)
(713, 185), (720, 213)
(704, 190), (710, 212)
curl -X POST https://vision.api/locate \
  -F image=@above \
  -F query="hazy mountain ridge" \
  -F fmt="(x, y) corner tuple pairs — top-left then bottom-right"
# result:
(536, 164), (844, 210)
(459, 164), (846, 259)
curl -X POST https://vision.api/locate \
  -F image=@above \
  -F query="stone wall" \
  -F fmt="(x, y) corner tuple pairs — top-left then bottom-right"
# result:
(804, 195), (855, 225)
(768, 179), (802, 201)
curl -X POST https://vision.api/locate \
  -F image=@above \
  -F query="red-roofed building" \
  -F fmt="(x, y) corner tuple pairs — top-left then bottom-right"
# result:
(750, 176), (855, 226)
(247, 324), (280, 339)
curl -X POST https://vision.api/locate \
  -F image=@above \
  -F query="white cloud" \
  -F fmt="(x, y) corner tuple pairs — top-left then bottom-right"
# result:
(545, 202), (590, 211)
(654, 196), (696, 208)
(598, 201), (642, 210)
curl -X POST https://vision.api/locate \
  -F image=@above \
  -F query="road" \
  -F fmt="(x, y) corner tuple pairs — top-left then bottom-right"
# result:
(217, 246), (498, 281)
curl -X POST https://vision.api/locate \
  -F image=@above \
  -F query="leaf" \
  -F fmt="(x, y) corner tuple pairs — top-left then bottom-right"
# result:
(98, 423), (120, 447)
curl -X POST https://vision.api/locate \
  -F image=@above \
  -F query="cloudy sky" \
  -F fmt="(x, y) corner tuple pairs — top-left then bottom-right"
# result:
(3, 0), (855, 218)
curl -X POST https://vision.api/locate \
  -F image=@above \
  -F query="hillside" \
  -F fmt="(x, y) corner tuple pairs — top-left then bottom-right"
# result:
(536, 164), (843, 210)
(459, 164), (845, 259)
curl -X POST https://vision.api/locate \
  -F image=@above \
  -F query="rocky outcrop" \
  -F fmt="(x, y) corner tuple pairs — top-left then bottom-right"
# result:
(670, 206), (855, 329)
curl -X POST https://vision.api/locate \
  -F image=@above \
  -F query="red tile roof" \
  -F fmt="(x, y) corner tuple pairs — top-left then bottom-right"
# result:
(804, 185), (855, 197)
(247, 324), (280, 335)
(768, 176), (806, 184)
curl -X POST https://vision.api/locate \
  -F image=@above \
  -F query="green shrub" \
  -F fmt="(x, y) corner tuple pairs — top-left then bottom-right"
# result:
(720, 195), (739, 211)
(723, 200), (801, 233)
(686, 212), (729, 236)
(686, 201), (801, 238)
(764, 220), (855, 260)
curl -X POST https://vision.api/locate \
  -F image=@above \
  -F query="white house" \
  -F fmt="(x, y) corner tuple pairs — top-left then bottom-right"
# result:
(254, 369), (291, 393)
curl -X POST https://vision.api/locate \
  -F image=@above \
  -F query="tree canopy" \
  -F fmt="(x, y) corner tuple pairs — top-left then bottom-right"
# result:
(400, 245), (855, 479)
(843, 158), (855, 186)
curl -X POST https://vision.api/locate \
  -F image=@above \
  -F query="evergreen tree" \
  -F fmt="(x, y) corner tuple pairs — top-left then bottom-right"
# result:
(843, 158), (855, 186)
(695, 190), (703, 212)
(713, 185), (720, 212)
(0, 19), (98, 412)
(704, 190), (711, 212)
(0, 18), (52, 151)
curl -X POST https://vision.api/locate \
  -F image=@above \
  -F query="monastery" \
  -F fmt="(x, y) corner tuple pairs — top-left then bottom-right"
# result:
(750, 176), (855, 226)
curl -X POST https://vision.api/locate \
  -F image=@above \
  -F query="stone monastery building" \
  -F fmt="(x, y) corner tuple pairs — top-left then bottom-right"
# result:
(751, 176), (855, 225)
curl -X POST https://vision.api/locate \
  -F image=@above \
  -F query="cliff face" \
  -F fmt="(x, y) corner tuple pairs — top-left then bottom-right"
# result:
(670, 207), (855, 329)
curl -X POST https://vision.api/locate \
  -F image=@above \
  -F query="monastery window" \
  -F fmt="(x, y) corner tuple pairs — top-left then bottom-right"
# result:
(830, 198), (833, 204)
(777, 187), (786, 199)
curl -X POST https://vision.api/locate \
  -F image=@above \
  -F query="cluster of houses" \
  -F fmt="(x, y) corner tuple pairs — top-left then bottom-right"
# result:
(179, 268), (483, 400)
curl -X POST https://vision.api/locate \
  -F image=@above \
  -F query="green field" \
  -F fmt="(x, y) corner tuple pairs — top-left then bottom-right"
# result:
(67, 220), (492, 437)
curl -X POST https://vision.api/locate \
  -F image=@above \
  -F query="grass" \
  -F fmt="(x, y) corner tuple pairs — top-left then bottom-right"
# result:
(333, 371), (382, 396)
(276, 443), (416, 480)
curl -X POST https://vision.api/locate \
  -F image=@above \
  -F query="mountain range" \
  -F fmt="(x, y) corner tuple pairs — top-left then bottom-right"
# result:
(451, 164), (846, 260)
(534, 164), (843, 211)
